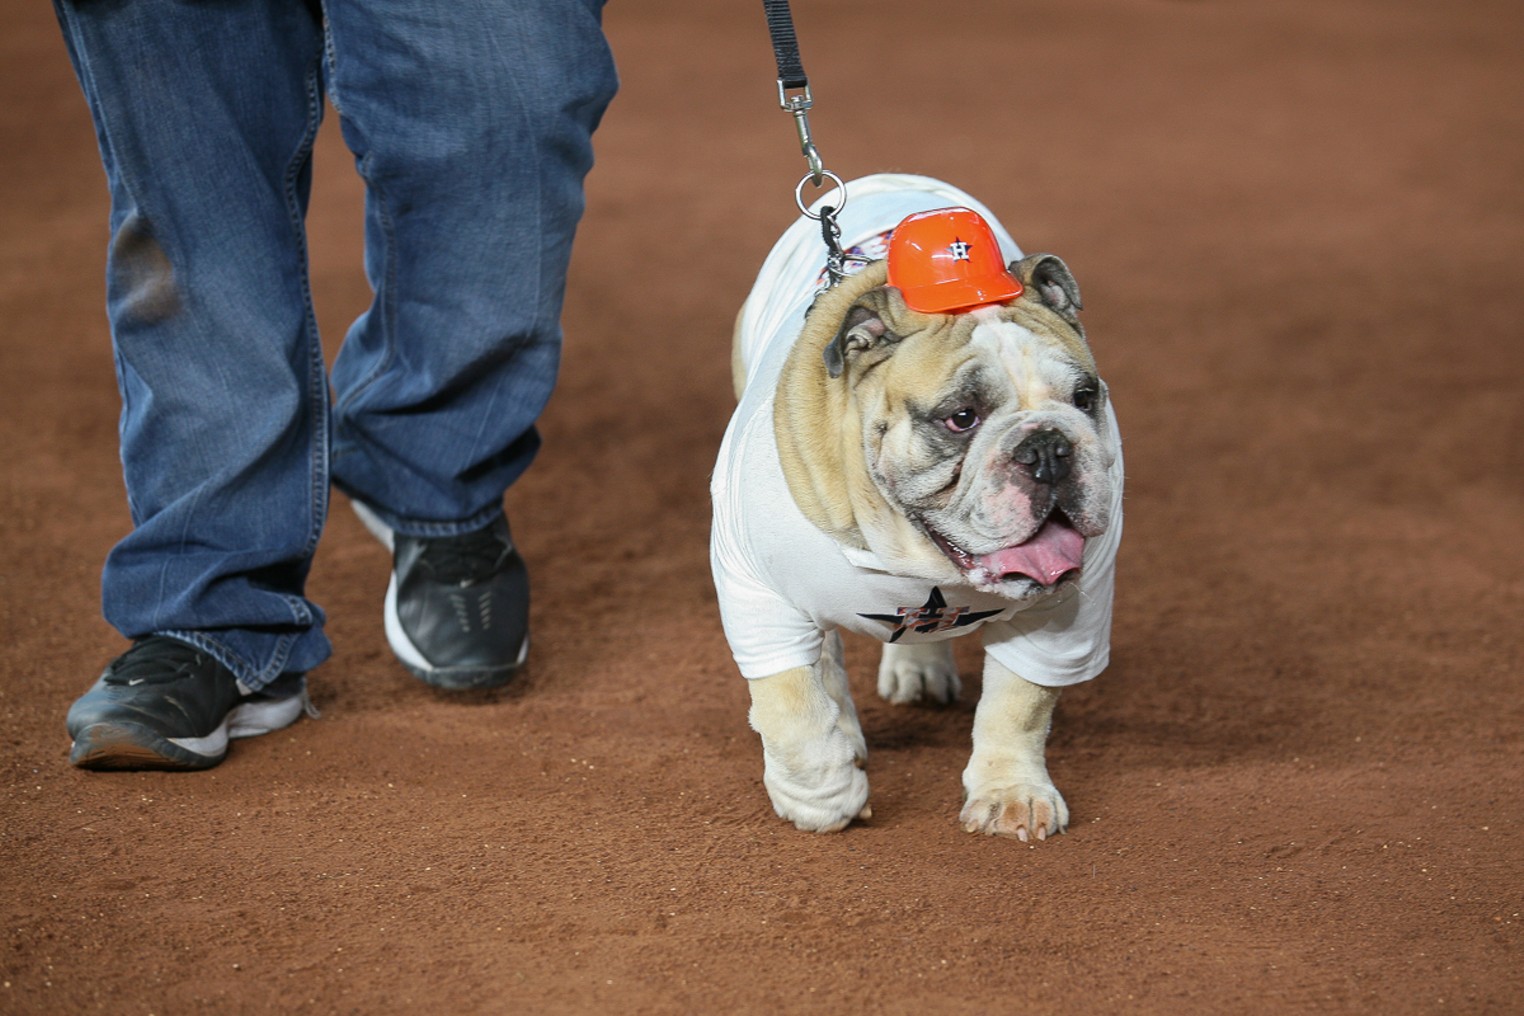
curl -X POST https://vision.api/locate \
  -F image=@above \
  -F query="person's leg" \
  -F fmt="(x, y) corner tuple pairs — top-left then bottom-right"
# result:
(54, 0), (331, 688)
(322, 0), (617, 687)
(325, 0), (618, 533)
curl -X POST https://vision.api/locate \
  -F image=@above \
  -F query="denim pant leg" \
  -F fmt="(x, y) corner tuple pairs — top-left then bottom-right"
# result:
(55, 0), (333, 688)
(324, 0), (619, 538)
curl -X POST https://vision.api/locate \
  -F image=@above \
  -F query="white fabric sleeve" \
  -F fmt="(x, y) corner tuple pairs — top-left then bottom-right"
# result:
(707, 539), (829, 676)
(980, 564), (1114, 687)
(708, 405), (827, 680)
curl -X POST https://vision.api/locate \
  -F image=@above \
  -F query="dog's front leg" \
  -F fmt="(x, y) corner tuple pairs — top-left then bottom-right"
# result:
(748, 636), (870, 833)
(960, 654), (1068, 841)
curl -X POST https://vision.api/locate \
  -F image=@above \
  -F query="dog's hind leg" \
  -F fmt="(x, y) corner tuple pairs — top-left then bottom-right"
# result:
(877, 640), (960, 705)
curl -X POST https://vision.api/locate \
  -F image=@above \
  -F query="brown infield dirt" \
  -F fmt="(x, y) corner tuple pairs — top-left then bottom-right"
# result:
(3, 1), (1522, 1013)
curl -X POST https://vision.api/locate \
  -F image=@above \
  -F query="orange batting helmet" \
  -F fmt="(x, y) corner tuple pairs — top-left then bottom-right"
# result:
(886, 207), (1023, 314)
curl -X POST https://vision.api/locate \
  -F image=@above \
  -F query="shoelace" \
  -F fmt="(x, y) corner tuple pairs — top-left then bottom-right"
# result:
(104, 638), (210, 686)
(416, 526), (512, 585)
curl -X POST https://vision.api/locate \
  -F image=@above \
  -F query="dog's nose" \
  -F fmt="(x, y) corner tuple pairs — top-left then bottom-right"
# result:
(1013, 429), (1073, 484)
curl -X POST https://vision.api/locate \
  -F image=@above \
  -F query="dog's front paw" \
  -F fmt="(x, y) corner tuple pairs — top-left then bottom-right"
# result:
(959, 782), (1069, 842)
(761, 730), (871, 833)
(877, 641), (960, 705)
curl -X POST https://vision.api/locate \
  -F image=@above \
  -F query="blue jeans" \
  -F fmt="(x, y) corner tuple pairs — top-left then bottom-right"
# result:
(54, 0), (618, 688)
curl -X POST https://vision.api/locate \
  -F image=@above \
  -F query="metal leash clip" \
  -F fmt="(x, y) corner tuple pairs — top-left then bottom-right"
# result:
(778, 80), (824, 185)
(780, 100), (859, 289)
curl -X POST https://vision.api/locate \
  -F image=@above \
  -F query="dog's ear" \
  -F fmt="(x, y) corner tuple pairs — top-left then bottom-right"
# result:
(1010, 254), (1083, 326)
(823, 288), (903, 379)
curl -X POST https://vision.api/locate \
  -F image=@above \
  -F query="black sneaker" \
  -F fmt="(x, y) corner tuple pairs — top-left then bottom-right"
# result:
(67, 636), (310, 771)
(377, 512), (530, 690)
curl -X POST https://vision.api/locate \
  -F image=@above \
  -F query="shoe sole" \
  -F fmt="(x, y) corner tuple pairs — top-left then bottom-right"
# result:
(69, 693), (308, 771)
(383, 573), (527, 691)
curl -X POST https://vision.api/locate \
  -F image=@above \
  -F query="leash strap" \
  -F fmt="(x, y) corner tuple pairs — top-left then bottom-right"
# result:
(763, 0), (808, 91)
(763, 1), (862, 287)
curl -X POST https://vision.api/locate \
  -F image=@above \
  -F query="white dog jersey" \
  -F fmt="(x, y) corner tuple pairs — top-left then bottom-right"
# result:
(710, 174), (1123, 687)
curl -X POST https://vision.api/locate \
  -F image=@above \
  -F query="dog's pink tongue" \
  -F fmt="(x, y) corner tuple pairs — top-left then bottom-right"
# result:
(977, 518), (1086, 586)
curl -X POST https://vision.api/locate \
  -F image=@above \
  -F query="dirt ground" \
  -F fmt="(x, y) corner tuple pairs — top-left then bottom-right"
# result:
(3, 1), (1521, 1012)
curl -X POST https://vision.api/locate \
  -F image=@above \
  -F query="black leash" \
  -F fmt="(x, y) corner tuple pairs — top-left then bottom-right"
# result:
(763, 0), (808, 93)
(761, 0), (862, 288)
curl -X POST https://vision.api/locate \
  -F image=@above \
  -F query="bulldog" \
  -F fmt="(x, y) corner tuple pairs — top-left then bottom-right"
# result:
(710, 174), (1123, 839)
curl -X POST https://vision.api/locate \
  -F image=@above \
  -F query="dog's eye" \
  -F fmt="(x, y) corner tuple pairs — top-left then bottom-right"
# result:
(1072, 384), (1099, 413)
(945, 408), (981, 433)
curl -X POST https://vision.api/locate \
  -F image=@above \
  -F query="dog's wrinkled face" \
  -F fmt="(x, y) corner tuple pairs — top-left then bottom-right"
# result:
(824, 259), (1117, 598)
